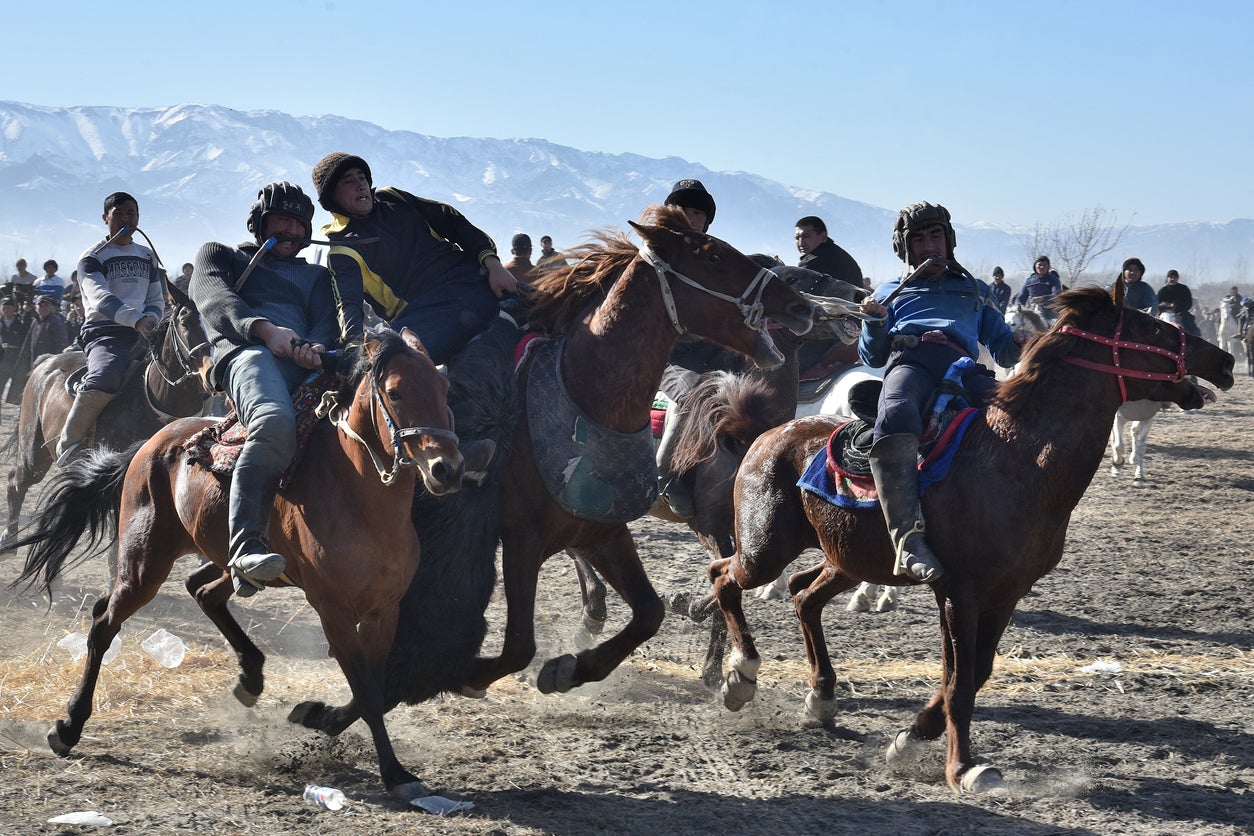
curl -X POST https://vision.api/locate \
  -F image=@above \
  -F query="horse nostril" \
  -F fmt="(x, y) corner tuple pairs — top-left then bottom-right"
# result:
(431, 460), (447, 483)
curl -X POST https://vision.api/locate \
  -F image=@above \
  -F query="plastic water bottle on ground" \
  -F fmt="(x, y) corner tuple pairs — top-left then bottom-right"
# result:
(141, 628), (187, 668)
(303, 785), (347, 811)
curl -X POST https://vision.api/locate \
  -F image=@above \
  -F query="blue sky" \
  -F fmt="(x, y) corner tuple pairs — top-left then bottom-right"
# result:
(8, 1), (1250, 228)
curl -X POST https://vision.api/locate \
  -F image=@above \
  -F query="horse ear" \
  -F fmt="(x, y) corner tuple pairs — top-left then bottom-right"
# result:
(1112, 275), (1126, 308)
(399, 327), (429, 356)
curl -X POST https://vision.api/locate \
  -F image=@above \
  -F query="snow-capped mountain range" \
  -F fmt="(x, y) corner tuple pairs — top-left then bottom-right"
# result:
(1, 101), (1250, 292)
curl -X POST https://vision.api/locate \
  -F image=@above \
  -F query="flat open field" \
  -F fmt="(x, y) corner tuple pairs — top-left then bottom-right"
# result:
(1, 375), (1251, 835)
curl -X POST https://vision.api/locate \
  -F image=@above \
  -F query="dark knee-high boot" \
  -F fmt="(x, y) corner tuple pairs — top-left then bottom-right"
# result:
(868, 433), (944, 583)
(655, 403), (694, 519)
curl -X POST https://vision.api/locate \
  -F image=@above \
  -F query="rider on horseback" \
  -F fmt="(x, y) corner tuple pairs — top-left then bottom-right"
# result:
(189, 182), (362, 596)
(1156, 269), (1200, 336)
(858, 202), (1028, 583)
(1015, 256), (1062, 320)
(58, 192), (165, 465)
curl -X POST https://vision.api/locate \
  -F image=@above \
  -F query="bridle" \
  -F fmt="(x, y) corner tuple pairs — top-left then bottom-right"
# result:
(149, 304), (211, 388)
(329, 360), (459, 486)
(1058, 310), (1188, 403)
(637, 243), (777, 334)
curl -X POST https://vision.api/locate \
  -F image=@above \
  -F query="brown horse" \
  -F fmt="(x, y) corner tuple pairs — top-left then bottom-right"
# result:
(461, 205), (815, 695)
(704, 287), (1233, 793)
(3, 278), (211, 548)
(14, 329), (464, 803)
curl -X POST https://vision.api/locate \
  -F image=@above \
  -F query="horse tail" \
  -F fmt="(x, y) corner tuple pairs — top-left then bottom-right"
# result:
(386, 317), (519, 706)
(10, 443), (139, 595)
(671, 371), (780, 476)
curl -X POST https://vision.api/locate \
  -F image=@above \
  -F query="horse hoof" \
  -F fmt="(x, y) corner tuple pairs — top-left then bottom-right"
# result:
(536, 654), (579, 694)
(233, 680), (260, 708)
(459, 685), (487, 699)
(846, 592), (871, 613)
(959, 764), (1007, 795)
(873, 593), (899, 613)
(721, 669), (757, 712)
(885, 727), (927, 769)
(287, 700), (324, 727)
(47, 723), (73, 757)
(755, 579), (789, 602)
(389, 779), (430, 804)
(802, 689), (838, 725)
(581, 612), (606, 636)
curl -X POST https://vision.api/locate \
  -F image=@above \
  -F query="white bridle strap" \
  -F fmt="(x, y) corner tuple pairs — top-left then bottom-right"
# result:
(637, 243), (775, 334)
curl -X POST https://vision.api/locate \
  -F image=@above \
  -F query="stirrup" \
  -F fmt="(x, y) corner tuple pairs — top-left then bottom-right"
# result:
(54, 441), (84, 468)
(893, 524), (944, 583)
(659, 477), (695, 519)
(228, 550), (285, 597)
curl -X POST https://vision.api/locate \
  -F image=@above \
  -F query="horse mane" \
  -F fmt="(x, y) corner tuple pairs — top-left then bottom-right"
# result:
(526, 205), (693, 335)
(334, 329), (410, 406)
(994, 286), (1115, 415)
(671, 371), (780, 476)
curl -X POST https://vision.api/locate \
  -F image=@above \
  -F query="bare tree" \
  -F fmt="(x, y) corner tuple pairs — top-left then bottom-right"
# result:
(1019, 223), (1052, 276)
(1020, 206), (1132, 287)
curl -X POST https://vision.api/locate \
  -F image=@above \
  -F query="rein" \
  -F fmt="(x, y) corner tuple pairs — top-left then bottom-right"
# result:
(637, 243), (776, 334)
(1059, 311), (1188, 402)
(329, 370), (458, 486)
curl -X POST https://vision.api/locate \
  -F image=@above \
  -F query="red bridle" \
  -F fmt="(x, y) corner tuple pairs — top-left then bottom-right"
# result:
(1058, 311), (1188, 403)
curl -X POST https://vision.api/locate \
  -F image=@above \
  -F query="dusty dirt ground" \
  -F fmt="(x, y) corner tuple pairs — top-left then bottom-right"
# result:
(1, 373), (1251, 835)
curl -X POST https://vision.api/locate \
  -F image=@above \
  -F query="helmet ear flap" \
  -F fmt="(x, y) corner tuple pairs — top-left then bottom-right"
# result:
(893, 201), (956, 265)
(247, 182), (315, 247)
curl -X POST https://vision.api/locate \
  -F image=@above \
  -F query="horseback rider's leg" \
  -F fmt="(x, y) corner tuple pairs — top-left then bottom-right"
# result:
(656, 362), (701, 520)
(56, 332), (132, 464)
(871, 352), (946, 583)
(393, 267), (503, 481)
(222, 347), (298, 597)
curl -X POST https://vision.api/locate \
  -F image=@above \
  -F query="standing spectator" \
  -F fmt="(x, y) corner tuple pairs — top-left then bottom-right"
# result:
(503, 234), (537, 283)
(34, 260), (68, 307)
(794, 216), (863, 288)
(989, 266), (1012, 314)
(18, 295), (70, 371)
(536, 235), (568, 272)
(10, 258), (38, 286)
(1110, 257), (1157, 312)
(1155, 269), (1199, 335)
(0, 297), (29, 406)
(1015, 256), (1063, 317)
(58, 191), (164, 464)
(65, 292), (85, 346)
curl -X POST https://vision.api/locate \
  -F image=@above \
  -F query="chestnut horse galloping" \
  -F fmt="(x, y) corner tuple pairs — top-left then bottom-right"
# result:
(463, 205), (816, 696)
(705, 287), (1233, 793)
(15, 329), (464, 803)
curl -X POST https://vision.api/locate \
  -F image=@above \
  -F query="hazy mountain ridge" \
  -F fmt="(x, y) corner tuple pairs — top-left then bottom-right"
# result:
(1, 101), (1249, 289)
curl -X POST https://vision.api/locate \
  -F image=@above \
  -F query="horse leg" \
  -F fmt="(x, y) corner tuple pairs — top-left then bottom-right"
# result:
(946, 607), (1015, 794)
(535, 525), (664, 695)
(185, 561), (267, 706)
(1109, 415), (1126, 476)
(317, 606), (426, 802)
(466, 532), (546, 693)
(709, 555), (759, 711)
(1132, 419), (1153, 481)
(874, 585), (901, 613)
(50, 536), (175, 755)
(3, 453), (48, 548)
(794, 563), (857, 724)
(568, 549), (608, 638)
(846, 581), (875, 612)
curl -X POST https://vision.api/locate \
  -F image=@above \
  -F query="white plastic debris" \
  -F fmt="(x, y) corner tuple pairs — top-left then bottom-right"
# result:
(47, 810), (114, 825)
(411, 795), (475, 815)
(56, 632), (121, 665)
(1078, 660), (1123, 674)
(141, 628), (187, 668)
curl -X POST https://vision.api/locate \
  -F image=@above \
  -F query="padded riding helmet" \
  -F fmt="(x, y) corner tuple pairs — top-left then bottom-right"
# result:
(892, 201), (957, 265)
(246, 182), (315, 248)
(664, 179), (717, 231)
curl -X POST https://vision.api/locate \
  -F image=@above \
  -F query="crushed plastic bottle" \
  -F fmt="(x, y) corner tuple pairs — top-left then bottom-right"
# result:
(141, 628), (187, 668)
(303, 785), (347, 811)
(56, 632), (121, 665)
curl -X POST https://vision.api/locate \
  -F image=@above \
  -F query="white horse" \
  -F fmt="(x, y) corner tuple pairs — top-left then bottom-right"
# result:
(1218, 298), (1245, 361)
(1109, 399), (1167, 481)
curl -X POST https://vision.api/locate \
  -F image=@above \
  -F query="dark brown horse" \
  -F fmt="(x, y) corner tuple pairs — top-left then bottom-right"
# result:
(461, 205), (815, 695)
(14, 329), (465, 803)
(3, 279), (211, 548)
(704, 287), (1233, 793)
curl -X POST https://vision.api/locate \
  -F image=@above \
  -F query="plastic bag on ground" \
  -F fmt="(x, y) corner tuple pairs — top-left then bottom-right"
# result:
(141, 628), (187, 668)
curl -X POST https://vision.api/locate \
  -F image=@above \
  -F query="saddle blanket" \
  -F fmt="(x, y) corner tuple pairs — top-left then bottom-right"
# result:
(183, 371), (335, 488)
(797, 408), (979, 509)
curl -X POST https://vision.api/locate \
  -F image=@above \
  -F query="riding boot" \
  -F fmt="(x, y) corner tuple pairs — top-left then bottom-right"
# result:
(868, 433), (944, 583)
(655, 403), (695, 519)
(227, 465), (286, 598)
(55, 389), (116, 466)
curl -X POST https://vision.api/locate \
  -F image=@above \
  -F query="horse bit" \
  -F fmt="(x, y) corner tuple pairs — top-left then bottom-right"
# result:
(329, 372), (459, 486)
(1058, 311), (1188, 402)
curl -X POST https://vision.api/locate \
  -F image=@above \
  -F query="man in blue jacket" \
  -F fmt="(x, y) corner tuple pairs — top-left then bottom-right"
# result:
(858, 202), (1028, 583)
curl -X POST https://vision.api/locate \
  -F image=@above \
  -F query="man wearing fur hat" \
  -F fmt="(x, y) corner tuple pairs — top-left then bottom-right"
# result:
(310, 152), (516, 365)
(189, 182), (360, 596)
(858, 202), (1029, 583)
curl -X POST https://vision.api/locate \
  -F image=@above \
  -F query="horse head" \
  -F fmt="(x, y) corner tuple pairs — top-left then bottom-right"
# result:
(629, 206), (813, 369)
(770, 265), (864, 346)
(1049, 287), (1234, 409)
(352, 328), (464, 496)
